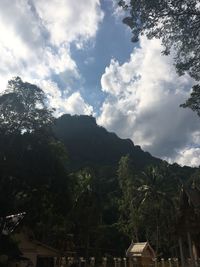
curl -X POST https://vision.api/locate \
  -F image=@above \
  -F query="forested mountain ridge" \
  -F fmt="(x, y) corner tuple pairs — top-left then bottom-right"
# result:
(0, 77), (198, 263)
(54, 114), (162, 169)
(54, 114), (193, 180)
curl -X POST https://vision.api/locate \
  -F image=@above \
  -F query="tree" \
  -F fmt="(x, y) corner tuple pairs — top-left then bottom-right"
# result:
(0, 77), (75, 249)
(70, 169), (103, 257)
(0, 76), (54, 135)
(119, 0), (200, 107)
(117, 157), (180, 256)
(119, 0), (200, 79)
(180, 84), (200, 116)
(117, 155), (141, 242)
(135, 165), (177, 255)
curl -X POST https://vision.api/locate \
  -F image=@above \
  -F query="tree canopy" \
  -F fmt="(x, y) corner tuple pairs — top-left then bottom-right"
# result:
(0, 77), (54, 135)
(119, 0), (200, 114)
(180, 84), (200, 116)
(119, 0), (200, 80)
(0, 77), (199, 260)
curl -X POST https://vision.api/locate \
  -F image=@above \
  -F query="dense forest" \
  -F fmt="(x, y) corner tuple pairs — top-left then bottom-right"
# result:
(0, 77), (200, 262)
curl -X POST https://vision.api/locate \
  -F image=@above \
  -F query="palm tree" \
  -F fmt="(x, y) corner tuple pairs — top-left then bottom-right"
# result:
(133, 165), (178, 255)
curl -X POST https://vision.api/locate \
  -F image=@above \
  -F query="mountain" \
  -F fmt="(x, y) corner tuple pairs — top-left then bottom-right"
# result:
(54, 114), (162, 169)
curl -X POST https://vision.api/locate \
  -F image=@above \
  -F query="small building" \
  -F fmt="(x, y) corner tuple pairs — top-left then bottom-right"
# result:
(126, 242), (156, 267)
(10, 231), (61, 267)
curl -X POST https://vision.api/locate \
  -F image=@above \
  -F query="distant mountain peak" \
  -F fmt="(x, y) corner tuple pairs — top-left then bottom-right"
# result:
(54, 114), (162, 168)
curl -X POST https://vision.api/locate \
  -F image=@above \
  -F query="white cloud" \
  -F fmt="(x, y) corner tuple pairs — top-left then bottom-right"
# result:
(36, 79), (93, 117)
(110, 0), (128, 20)
(172, 147), (200, 167)
(98, 37), (200, 166)
(63, 92), (94, 115)
(34, 0), (104, 46)
(0, 0), (103, 111)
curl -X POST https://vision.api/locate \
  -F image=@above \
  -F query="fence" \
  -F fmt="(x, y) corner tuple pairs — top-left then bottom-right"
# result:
(54, 257), (200, 267)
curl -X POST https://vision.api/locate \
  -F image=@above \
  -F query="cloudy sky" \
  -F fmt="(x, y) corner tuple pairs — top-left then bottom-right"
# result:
(1, 0), (200, 167)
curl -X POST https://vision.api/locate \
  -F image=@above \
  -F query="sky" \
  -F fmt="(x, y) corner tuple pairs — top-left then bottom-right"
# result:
(1, 0), (200, 167)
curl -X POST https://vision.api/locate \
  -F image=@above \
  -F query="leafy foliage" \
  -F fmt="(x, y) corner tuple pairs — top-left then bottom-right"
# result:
(0, 78), (71, 257)
(117, 157), (182, 256)
(0, 77), (198, 259)
(119, 0), (200, 115)
(0, 76), (54, 135)
(119, 0), (200, 80)
(180, 84), (200, 116)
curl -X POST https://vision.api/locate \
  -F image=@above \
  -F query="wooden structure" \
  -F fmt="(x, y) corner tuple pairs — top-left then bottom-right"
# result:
(126, 242), (155, 267)
(9, 231), (60, 267)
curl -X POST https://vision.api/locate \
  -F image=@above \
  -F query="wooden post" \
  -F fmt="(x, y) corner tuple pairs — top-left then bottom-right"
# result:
(103, 257), (107, 267)
(179, 237), (185, 267)
(174, 258), (179, 267)
(67, 257), (73, 267)
(168, 258), (172, 267)
(187, 232), (194, 267)
(114, 258), (117, 267)
(161, 258), (165, 267)
(80, 257), (85, 267)
(54, 257), (57, 267)
(192, 243), (198, 266)
(118, 258), (121, 267)
(61, 257), (67, 267)
(154, 258), (158, 267)
(123, 258), (127, 267)
(90, 257), (95, 267)
(188, 258), (192, 267)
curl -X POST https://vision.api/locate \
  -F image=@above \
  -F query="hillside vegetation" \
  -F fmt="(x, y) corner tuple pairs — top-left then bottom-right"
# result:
(0, 77), (199, 261)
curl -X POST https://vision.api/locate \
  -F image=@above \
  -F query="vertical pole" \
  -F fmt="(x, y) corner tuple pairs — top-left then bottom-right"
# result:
(80, 257), (85, 267)
(187, 232), (194, 267)
(103, 257), (107, 267)
(154, 258), (158, 267)
(192, 243), (198, 266)
(174, 258), (179, 267)
(168, 258), (172, 267)
(90, 257), (95, 267)
(118, 258), (121, 267)
(114, 258), (117, 267)
(188, 258), (192, 267)
(123, 258), (127, 267)
(179, 237), (185, 267)
(61, 257), (67, 267)
(161, 258), (165, 267)
(54, 257), (57, 267)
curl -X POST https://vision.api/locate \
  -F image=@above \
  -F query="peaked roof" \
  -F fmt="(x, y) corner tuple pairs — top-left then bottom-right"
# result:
(14, 231), (60, 256)
(130, 242), (148, 254)
(126, 242), (155, 257)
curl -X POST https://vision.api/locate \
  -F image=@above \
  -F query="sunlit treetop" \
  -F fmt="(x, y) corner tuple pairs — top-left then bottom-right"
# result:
(0, 77), (54, 135)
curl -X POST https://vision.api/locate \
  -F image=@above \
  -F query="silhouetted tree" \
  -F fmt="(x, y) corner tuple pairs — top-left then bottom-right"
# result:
(119, 0), (200, 106)
(0, 76), (54, 135)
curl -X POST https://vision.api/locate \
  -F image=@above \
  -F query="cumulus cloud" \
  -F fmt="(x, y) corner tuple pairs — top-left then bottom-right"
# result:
(34, 0), (104, 46)
(172, 147), (200, 167)
(36, 79), (94, 117)
(62, 92), (94, 115)
(98, 37), (200, 166)
(0, 0), (103, 112)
